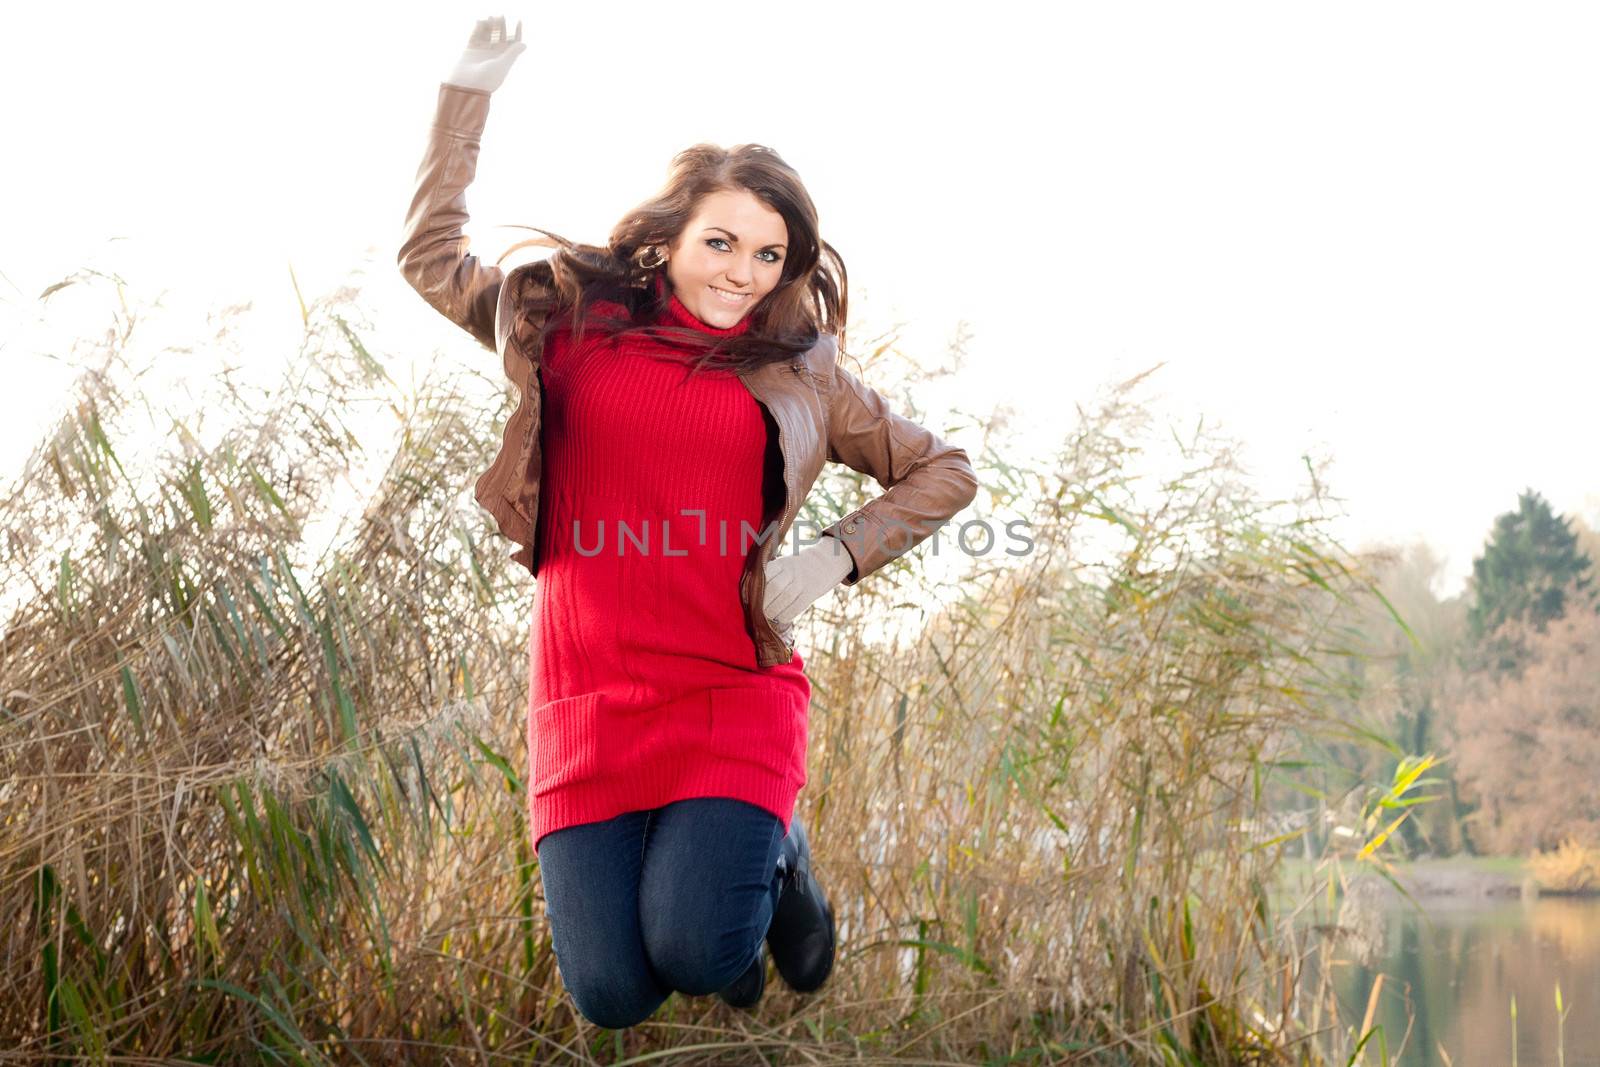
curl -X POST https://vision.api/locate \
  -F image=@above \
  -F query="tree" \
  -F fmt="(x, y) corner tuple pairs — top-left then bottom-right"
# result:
(1315, 539), (1470, 856)
(1448, 606), (1600, 853)
(1465, 489), (1596, 672)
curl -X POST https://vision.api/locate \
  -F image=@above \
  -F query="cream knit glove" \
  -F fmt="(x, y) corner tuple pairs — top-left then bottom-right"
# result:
(445, 16), (526, 94)
(762, 535), (855, 628)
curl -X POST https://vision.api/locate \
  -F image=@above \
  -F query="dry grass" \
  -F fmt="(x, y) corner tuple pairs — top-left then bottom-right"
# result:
(1529, 838), (1600, 894)
(1, 271), (1416, 1064)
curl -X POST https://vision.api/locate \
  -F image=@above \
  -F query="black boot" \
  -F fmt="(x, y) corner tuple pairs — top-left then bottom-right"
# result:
(717, 940), (766, 1009)
(765, 814), (836, 993)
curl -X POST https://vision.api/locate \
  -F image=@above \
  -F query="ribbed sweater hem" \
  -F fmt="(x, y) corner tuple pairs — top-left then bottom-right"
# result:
(527, 683), (805, 855)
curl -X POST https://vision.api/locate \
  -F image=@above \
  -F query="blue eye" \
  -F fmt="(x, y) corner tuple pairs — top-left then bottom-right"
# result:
(706, 237), (782, 263)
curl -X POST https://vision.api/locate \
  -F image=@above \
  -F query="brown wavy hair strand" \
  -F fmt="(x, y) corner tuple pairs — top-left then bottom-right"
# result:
(494, 142), (848, 376)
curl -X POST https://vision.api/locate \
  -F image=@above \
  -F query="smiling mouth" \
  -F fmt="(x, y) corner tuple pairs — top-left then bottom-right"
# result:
(709, 285), (752, 304)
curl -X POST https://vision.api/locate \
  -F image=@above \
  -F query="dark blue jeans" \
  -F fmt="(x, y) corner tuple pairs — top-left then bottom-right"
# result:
(536, 797), (787, 1029)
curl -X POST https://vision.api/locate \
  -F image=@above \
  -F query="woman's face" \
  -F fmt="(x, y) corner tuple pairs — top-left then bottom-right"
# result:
(664, 188), (788, 329)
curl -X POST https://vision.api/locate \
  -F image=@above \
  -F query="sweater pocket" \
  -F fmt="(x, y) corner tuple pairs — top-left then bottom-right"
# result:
(529, 692), (603, 797)
(707, 686), (807, 789)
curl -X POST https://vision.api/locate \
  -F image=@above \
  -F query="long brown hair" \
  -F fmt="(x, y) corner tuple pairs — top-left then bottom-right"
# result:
(494, 142), (847, 376)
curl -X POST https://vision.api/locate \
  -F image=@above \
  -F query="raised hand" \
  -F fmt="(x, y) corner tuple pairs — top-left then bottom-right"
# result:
(445, 15), (526, 93)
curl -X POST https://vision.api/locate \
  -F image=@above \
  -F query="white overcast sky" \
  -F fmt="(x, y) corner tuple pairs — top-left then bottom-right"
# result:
(3, 1), (1598, 601)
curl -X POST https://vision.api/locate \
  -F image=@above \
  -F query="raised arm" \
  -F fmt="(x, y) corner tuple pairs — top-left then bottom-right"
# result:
(818, 361), (981, 586)
(397, 16), (526, 350)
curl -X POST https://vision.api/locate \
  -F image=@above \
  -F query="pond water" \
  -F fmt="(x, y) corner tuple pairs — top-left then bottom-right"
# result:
(1280, 889), (1600, 1066)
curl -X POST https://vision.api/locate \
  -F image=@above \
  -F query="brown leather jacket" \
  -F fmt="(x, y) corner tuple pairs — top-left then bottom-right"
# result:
(399, 83), (979, 667)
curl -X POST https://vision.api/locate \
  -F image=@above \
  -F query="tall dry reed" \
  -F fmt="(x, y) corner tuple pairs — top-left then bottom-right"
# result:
(2, 270), (1413, 1064)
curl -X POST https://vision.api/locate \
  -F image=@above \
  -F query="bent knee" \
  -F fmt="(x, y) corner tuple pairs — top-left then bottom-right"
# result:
(553, 946), (667, 1029)
(642, 921), (756, 996)
(565, 977), (663, 1030)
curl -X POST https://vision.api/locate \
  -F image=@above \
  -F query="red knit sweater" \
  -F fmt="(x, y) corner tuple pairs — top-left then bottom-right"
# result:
(525, 281), (811, 855)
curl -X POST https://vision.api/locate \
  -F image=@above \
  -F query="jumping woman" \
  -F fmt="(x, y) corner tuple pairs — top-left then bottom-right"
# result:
(399, 15), (979, 1028)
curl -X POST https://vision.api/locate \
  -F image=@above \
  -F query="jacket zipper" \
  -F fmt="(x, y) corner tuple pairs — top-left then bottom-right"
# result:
(741, 363), (802, 661)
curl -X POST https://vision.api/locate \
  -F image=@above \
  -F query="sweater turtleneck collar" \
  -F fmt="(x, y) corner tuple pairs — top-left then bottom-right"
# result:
(654, 272), (754, 337)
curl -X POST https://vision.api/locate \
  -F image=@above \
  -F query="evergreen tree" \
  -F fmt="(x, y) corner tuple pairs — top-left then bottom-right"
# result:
(1466, 489), (1595, 658)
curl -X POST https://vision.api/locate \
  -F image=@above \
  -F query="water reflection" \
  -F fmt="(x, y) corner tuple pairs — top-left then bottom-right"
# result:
(1285, 890), (1600, 1066)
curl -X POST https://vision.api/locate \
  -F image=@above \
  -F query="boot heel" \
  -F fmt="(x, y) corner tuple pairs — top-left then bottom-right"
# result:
(717, 940), (766, 1009)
